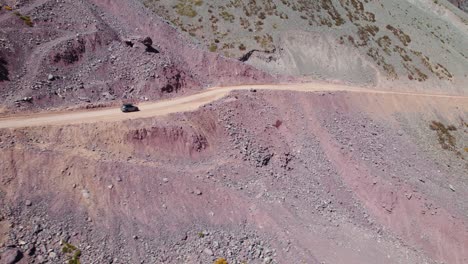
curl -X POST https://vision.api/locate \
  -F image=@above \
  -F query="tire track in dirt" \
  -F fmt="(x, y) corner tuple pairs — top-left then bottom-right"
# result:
(22, 31), (97, 84)
(0, 82), (467, 129)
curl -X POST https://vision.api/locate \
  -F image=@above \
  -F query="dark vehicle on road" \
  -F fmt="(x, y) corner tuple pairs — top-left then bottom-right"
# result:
(121, 104), (139, 113)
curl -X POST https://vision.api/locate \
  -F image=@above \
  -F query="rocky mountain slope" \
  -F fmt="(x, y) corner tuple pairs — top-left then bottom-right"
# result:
(0, 0), (276, 112)
(143, 0), (468, 93)
(0, 0), (467, 264)
(0, 89), (467, 264)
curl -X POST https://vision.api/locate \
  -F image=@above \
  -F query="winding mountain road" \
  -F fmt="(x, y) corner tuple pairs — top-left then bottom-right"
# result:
(0, 82), (467, 129)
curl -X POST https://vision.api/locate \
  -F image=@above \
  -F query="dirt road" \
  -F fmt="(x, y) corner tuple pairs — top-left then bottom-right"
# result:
(0, 82), (467, 129)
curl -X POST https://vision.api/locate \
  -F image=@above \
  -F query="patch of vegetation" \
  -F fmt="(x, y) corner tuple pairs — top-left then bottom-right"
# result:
(367, 48), (397, 80)
(377, 35), (392, 55)
(12, 11), (33, 26)
(429, 121), (456, 150)
(255, 19), (264, 31)
(321, 0), (345, 26)
(220, 11), (235, 22)
(356, 24), (379, 46)
(403, 60), (427, 81)
(394, 45), (411, 62)
(62, 242), (82, 264)
(386, 25), (411, 46)
(3, 5), (13, 11)
(209, 43), (218, 52)
(238, 43), (246, 51)
(174, 0), (203, 18)
(414, 67), (428, 81)
(433, 63), (453, 80)
(239, 16), (250, 29)
(411, 50), (452, 81)
(254, 34), (274, 50)
(62, 242), (77, 254)
(340, 0), (375, 22)
(20, 15), (33, 26)
(214, 258), (229, 264)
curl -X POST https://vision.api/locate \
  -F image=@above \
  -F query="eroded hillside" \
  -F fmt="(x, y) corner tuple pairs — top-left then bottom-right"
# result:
(0, 0), (275, 112)
(143, 0), (468, 91)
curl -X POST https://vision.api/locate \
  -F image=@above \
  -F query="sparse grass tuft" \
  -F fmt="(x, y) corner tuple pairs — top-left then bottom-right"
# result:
(220, 11), (235, 22)
(447, 125), (457, 131)
(429, 121), (457, 151)
(174, 0), (203, 18)
(377, 35), (392, 55)
(394, 45), (411, 62)
(62, 242), (81, 264)
(209, 43), (217, 52)
(62, 242), (77, 253)
(20, 15), (33, 27)
(214, 258), (229, 264)
(366, 47), (397, 79)
(254, 34), (274, 50)
(410, 50), (452, 81)
(386, 25), (411, 46)
(12, 11), (33, 26)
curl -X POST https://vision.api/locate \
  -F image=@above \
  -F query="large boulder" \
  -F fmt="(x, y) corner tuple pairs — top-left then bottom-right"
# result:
(141, 36), (153, 47)
(1, 247), (23, 264)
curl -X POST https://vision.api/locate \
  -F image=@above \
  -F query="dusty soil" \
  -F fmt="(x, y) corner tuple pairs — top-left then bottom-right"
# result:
(0, 86), (467, 264)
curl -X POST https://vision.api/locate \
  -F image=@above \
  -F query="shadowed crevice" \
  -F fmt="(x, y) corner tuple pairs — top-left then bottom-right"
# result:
(239, 49), (260, 62)
(0, 56), (9, 82)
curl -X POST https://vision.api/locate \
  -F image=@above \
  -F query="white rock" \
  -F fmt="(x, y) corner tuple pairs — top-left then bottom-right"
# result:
(203, 248), (213, 256)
